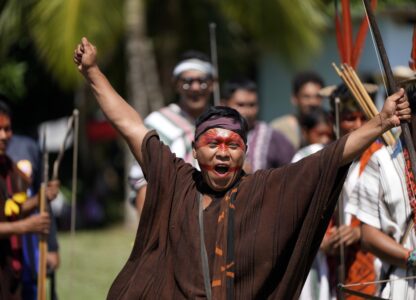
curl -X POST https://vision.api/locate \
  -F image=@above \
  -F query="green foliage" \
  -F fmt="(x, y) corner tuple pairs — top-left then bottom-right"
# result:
(28, 0), (124, 89)
(0, 1), (32, 100)
(0, 0), (34, 58)
(0, 61), (27, 100)
(215, 0), (329, 64)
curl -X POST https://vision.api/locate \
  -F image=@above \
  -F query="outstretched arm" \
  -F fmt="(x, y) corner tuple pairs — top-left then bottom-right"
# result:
(73, 37), (149, 164)
(0, 212), (50, 238)
(341, 88), (411, 165)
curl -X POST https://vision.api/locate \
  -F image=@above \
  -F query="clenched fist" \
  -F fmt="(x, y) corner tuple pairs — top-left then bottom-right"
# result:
(73, 37), (97, 75)
(379, 88), (411, 130)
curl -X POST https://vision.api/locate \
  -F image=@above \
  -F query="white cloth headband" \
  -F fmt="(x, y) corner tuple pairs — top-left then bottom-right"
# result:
(173, 59), (214, 77)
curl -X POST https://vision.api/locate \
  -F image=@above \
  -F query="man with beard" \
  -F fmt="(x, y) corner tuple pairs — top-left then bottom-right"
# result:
(128, 50), (214, 216)
(74, 37), (411, 299)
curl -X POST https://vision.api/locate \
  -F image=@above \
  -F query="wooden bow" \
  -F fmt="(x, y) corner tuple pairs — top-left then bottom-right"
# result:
(37, 110), (79, 299)
(37, 128), (48, 300)
(363, 0), (416, 175)
(335, 2), (416, 298)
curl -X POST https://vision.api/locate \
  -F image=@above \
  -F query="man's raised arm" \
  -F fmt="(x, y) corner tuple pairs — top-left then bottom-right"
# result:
(341, 88), (411, 165)
(73, 37), (149, 164)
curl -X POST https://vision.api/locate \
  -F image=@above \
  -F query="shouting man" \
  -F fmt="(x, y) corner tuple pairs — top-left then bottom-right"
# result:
(74, 37), (411, 300)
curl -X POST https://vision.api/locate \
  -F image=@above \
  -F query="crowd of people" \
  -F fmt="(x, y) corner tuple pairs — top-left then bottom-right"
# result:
(72, 36), (409, 300)
(1, 34), (415, 299)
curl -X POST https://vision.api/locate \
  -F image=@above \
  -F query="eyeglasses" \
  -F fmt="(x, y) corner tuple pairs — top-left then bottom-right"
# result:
(180, 76), (211, 90)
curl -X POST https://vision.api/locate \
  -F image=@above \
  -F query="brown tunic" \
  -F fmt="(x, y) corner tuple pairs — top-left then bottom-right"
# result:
(108, 131), (350, 299)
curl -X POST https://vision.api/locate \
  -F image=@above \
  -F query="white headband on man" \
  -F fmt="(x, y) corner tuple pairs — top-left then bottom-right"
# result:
(173, 59), (214, 78)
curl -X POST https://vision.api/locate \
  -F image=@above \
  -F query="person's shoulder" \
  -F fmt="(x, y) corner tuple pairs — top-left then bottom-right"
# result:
(256, 121), (295, 152)
(298, 143), (325, 155)
(7, 134), (40, 163)
(291, 143), (324, 162)
(145, 104), (182, 128)
(145, 104), (190, 143)
(9, 134), (38, 148)
(265, 122), (293, 142)
(270, 114), (298, 128)
(367, 143), (391, 163)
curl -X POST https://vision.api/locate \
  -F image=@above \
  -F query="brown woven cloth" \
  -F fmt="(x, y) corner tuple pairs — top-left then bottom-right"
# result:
(107, 131), (350, 299)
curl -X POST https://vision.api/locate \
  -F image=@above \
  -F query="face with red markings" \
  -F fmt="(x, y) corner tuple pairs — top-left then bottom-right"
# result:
(193, 128), (246, 191)
(0, 114), (12, 155)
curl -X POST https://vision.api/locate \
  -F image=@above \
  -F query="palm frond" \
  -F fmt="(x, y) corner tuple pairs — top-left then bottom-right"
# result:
(216, 0), (328, 65)
(28, 0), (124, 89)
(0, 0), (35, 58)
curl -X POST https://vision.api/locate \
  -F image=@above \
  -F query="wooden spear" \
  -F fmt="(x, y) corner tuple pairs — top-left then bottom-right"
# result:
(37, 128), (48, 300)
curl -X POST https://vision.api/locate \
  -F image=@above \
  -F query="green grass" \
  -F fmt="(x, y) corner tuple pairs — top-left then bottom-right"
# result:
(56, 225), (136, 299)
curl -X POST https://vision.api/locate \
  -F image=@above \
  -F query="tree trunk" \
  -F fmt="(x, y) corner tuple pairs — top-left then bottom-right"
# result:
(123, 0), (163, 227)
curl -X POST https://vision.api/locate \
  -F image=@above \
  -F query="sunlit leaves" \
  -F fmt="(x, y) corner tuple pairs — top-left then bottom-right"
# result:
(215, 0), (328, 64)
(28, 0), (124, 89)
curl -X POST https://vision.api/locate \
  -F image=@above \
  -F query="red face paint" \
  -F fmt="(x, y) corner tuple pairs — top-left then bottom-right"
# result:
(195, 128), (246, 151)
(194, 128), (245, 191)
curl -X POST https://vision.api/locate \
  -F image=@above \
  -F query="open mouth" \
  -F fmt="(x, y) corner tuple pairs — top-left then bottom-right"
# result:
(214, 165), (230, 175)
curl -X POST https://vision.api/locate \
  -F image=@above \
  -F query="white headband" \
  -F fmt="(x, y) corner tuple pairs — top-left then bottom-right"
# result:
(173, 59), (214, 78)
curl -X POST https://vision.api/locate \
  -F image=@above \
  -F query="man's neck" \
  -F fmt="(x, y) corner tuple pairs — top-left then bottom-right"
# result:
(179, 104), (206, 121)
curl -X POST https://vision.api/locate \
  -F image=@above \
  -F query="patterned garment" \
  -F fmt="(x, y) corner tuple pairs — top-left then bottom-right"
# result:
(6, 135), (59, 300)
(0, 156), (29, 300)
(292, 144), (325, 163)
(347, 142), (416, 300)
(145, 103), (196, 165)
(295, 143), (376, 300)
(245, 122), (294, 172)
(128, 103), (198, 193)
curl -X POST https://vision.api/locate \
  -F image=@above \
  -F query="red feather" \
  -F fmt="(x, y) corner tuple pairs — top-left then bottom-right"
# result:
(409, 25), (416, 71)
(335, 12), (347, 63)
(341, 0), (352, 64)
(352, 0), (377, 69)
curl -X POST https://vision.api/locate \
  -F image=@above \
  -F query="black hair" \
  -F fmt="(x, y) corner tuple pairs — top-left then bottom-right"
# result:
(330, 84), (351, 102)
(180, 50), (210, 63)
(0, 94), (12, 119)
(195, 106), (248, 143)
(292, 71), (325, 95)
(222, 77), (257, 101)
(299, 106), (332, 131)
(328, 83), (376, 114)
